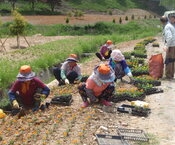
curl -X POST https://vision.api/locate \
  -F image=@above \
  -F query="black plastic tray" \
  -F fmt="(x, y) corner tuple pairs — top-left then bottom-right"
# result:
(117, 104), (151, 117)
(96, 134), (130, 145)
(51, 95), (73, 106)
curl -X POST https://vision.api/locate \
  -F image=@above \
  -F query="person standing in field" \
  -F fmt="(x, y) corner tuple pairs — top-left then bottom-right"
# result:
(160, 15), (168, 44)
(162, 13), (175, 79)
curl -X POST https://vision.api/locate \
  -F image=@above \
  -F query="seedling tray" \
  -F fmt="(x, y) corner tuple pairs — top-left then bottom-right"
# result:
(117, 128), (149, 142)
(117, 104), (151, 117)
(96, 134), (130, 145)
(51, 95), (73, 106)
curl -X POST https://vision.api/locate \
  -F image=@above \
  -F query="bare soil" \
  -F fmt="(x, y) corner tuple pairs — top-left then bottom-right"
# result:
(0, 9), (175, 145)
(1, 8), (156, 25)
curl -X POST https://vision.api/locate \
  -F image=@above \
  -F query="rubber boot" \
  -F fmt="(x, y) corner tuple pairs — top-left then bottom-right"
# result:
(81, 101), (89, 108)
(101, 100), (112, 106)
(95, 52), (103, 61)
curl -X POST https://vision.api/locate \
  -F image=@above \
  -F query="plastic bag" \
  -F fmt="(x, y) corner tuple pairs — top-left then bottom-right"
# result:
(131, 100), (149, 108)
(149, 53), (164, 79)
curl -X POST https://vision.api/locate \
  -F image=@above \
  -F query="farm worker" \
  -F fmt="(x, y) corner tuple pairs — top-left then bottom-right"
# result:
(95, 40), (113, 61)
(109, 49), (133, 82)
(78, 63), (115, 108)
(53, 54), (82, 86)
(161, 13), (175, 79)
(160, 15), (168, 29)
(8, 65), (50, 111)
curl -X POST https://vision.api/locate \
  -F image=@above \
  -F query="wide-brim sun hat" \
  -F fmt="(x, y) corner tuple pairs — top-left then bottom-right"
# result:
(17, 65), (35, 81)
(167, 11), (175, 18)
(111, 49), (125, 62)
(66, 57), (78, 62)
(66, 54), (79, 62)
(94, 63), (115, 83)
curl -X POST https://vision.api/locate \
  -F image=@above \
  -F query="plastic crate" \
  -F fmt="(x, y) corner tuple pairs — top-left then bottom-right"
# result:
(117, 128), (149, 142)
(96, 134), (130, 145)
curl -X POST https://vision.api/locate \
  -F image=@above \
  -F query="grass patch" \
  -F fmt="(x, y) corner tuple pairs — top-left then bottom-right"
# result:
(0, 19), (161, 37)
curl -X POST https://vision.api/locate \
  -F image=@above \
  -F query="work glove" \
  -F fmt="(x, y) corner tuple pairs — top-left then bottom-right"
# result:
(65, 79), (70, 84)
(12, 100), (19, 109)
(34, 93), (46, 101)
(127, 72), (133, 78)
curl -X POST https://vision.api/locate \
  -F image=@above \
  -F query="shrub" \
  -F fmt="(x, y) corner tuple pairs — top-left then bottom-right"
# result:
(119, 17), (122, 24)
(66, 17), (69, 24)
(125, 16), (128, 21)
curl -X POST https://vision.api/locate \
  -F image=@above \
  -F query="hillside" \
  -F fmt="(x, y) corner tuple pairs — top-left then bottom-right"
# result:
(0, 0), (166, 16)
(61, 0), (166, 16)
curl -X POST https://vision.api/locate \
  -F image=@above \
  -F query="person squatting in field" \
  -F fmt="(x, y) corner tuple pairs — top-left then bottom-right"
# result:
(96, 40), (113, 61)
(109, 49), (133, 82)
(78, 63), (115, 108)
(8, 65), (50, 112)
(53, 54), (83, 86)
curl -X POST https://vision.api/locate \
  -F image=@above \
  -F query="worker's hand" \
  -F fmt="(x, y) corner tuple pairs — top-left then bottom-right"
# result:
(34, 93), (46, 101)
(65, 79), (70, 84)
(104, 51), (109, 56)
(127, 72), (133, 78)
(74, 78), (81, 84)
(163, 47), (168, 52)
(12, 100), (19, 109)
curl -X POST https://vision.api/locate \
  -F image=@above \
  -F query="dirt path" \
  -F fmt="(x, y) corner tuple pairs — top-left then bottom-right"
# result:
(143, 36), (175, 145)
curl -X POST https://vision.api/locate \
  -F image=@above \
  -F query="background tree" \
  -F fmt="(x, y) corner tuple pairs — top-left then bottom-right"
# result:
(9, 0), (18, 10)
(47, 0), (61, 13)
(9, 10), (27, 49)
(29, 0), (37, 12)
(160, 0), (175, 10)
